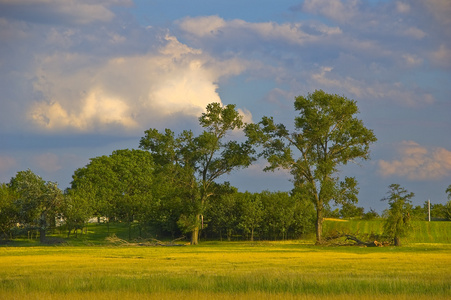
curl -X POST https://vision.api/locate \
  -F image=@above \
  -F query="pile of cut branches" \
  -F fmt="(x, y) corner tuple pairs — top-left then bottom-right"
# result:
(321, 230), (391, 247)
(106, 234), (187, 247)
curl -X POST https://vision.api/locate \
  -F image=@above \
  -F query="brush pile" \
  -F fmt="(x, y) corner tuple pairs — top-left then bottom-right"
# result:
(106, 234), (187, 246)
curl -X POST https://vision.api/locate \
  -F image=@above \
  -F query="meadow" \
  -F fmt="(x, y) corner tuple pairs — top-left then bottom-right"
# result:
(1, 220), (450, 299)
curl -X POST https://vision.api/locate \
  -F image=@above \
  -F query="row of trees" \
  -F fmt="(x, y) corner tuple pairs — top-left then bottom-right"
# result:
(0, 167), (317, 242)
(1, 90), (450, 245)
(1, 168), (450, 244)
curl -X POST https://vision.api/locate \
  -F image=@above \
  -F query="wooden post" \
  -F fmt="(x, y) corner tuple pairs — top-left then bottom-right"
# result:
(428, 199), (431, 222)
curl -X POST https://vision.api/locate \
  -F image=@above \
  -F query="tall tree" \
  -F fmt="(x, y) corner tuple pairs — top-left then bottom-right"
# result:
(9, 169), (63, 243)
(0, 183), (17, 239)
(246, 90), (377, 243)
(140, 103), (255, 244)
(382, 184), (414, 246)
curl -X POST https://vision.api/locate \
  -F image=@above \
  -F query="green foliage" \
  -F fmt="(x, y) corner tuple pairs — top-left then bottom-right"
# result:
(237, 192), (263, 241)
(339, 202), (364, 219)
(205, 183), (239, 241)
(140, 103), (255, 244)
(61, 187), (94, 237)
(246, 90), (377, 242)
(204, 190), (316, 241)
(70, 149), (155, 239)
(362, 208), (379, 220)
(0, 183), (17, 238)
(8, 169), (63, 242)
(383, 184), (414, 246)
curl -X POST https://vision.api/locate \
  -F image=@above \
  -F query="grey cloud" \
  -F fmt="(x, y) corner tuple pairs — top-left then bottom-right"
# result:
(0, 0), (132, 25)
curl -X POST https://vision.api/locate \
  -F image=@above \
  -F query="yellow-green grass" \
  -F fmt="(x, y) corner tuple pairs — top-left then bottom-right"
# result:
(1, 242), (450, 299)
(323, 219), (451, 243)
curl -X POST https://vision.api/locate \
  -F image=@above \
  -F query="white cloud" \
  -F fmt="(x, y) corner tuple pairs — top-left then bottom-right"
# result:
(178, 16), (341, 47)
(237, 108), (253, 125)
(378, 141), (451, 180)
(302, 0), (360, 23)
(310, 66), (435, 106)
(27, 35), (248, 132)
(177, 15), (227, 37)
(30, 88), (138, 130)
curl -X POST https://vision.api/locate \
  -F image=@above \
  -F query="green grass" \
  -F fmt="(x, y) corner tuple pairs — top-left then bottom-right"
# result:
(0, 242), (450, 299)
(323, 219), (451, 243)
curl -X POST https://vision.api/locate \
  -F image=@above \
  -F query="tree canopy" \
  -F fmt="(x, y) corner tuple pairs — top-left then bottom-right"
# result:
(382, 184), (414, 246)
(9, 169), (63, 243)
(140, 103), (255, 244)
(245, 90), (377, 243)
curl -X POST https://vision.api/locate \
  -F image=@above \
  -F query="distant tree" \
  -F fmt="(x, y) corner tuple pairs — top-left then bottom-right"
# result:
(238, 192), (263, 241)
(260, 191), (297, 240)
(445, 201), (451, 221)
(0, 183), (17, 239)
(206, 183), (239, 241)
(9, 170), (63, 243)
(339, 202), (364, 219)
(429, 203), (448, 220)
(290, 190), (316, 237)
(140, 103), (255, 244)
(71, 155), (117, 229)
(246, 90), (377, 243)
(144, 165), (185, 238)
(70, 149), (155, 239)
(362, 208), (379, 220)
(411, 204), (426, 221)
(382, 184), (414, 246)
(445, 185), (451, 220)
(62, 186), (94, 237)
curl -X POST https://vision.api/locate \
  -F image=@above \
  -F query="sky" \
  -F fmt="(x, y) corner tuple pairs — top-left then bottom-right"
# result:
(0, 0), (450, 213)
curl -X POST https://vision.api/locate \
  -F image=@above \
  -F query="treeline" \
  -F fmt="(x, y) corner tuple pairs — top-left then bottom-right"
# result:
(1, 159), (450, 243)
(0, 165), (373, 243)
(0, 166), (318, 242)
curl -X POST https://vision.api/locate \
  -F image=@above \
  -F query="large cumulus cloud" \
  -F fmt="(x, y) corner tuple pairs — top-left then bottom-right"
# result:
(28, 35), (247, 132)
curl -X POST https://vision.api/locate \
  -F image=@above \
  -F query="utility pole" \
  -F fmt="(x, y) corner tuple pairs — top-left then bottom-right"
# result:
(428, 199), (431, 222)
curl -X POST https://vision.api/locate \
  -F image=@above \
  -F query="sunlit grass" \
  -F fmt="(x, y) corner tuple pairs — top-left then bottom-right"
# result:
(1, 242), (450, 299)
(323, 219), (451, 243)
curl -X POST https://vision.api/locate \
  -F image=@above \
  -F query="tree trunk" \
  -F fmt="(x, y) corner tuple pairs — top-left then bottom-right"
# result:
(251, 228), (254, 242)
(39, 211), (47, 243)
(316, 207), (323, 244)
(191, 226), (199, 245)
(39, 228), (46, 243)
(191, 213), (200, 245)
(394, 236), (401, 246)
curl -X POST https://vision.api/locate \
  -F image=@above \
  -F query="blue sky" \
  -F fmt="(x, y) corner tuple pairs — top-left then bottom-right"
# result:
(0, 0), (450, 212)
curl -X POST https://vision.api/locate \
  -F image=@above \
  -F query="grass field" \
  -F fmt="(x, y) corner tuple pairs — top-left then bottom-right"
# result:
(1, 220), (450, 299)
(1, 241), (450, 299)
